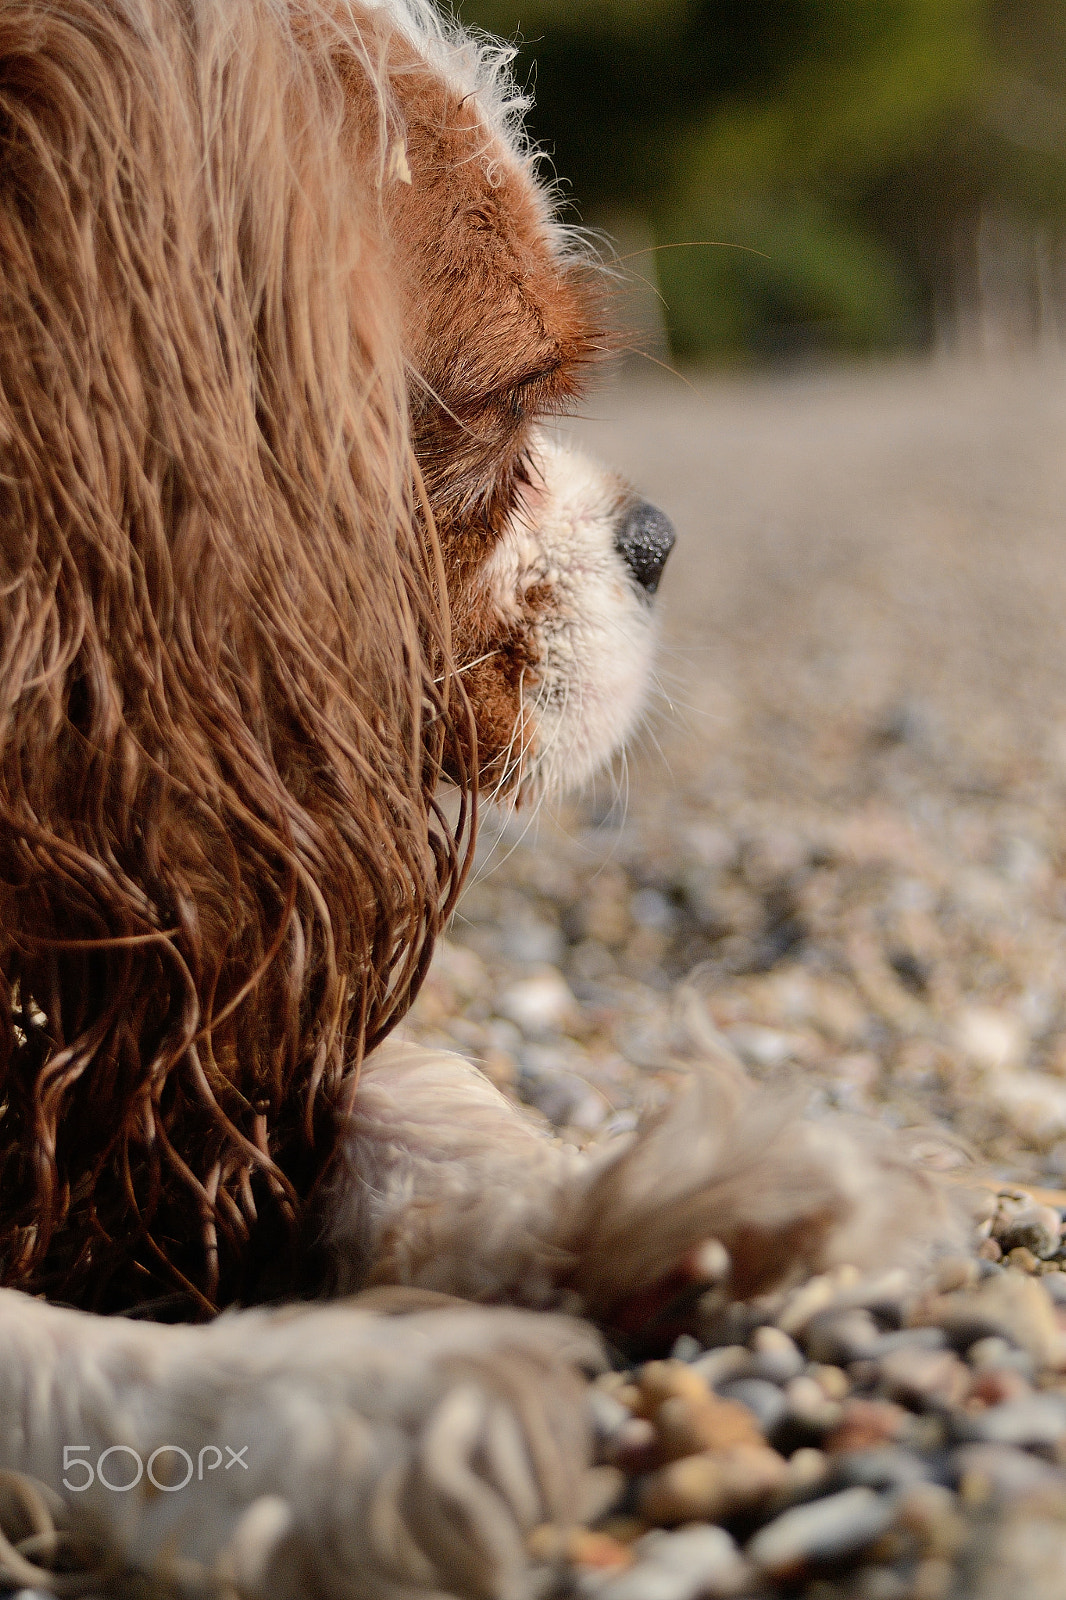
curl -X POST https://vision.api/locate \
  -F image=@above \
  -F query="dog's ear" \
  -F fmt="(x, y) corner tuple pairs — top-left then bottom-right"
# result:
(0, 0), (471, 1312)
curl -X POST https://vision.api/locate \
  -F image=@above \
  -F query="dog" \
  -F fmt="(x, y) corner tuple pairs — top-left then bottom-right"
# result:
(0, 1), (965, 1595)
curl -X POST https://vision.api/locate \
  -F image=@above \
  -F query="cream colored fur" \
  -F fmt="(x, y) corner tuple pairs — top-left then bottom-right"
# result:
(0, 1038), (967, 1600)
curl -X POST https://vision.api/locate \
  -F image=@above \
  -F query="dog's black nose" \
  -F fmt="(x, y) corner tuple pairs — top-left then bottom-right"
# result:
(614, 500), (676, 597)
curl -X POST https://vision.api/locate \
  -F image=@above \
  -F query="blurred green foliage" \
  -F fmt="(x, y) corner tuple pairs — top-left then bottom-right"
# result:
(456, 0), (1066, 360)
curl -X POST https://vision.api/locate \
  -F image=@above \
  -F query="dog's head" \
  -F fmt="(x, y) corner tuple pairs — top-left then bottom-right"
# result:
(372, 20), (675, 799)
(0, 0), (672, 1307)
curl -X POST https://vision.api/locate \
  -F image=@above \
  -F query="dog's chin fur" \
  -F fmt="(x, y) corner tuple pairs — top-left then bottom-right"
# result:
(483, 433), (658, 802)
(0, 1), (974, 1595)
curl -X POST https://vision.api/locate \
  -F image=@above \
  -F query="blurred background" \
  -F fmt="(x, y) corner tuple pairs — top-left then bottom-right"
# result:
(408, 3), (1066, 1198)
(459, 0), (1066, 364)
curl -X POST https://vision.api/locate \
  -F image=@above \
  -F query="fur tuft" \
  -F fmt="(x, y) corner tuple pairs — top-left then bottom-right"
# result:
(0, 0), (474, 1312)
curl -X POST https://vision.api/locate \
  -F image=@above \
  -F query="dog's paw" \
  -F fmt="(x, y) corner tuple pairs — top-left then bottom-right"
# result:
(559, 1062), (975, 1343)
(0, 1293), (602, 1600)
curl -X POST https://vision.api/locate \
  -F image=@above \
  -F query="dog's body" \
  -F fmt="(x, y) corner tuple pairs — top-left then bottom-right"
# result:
(0, 1), (963, 1594)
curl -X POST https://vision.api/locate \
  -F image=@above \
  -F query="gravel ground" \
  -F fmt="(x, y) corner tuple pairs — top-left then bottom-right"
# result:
(401, 353), (1066, 1599)
(408, 352), (1066, 1180)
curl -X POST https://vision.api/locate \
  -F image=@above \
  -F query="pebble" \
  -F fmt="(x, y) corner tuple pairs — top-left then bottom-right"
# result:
(654, 1393), (764, 1460)
(890, 1481), (965, 1559)
(519, 1065), (608, 1131)
(495, 970), (579, 1037)
(528, 1526), (632, 1570)
(876, 1347), (971, 1409)
(866, 1327), (947, 1358)
(967, 1335), (1035, 1377)
(775, 1446), (830, 1501)
(777, 1273), (848, 1336)
(991, 1197), (1063, 1259)
(748, 1325), (805, 1383)
(637, 1360), (715, 1411)
(639, 1444), (789, 1525)
(691, 1346), (751, 1389)
(778, 1375), (846, 1443)
(950, 1393), (1066, 1448)
(746, 1486), (896, 1577)
(954, 1007), (1028, 1073)
(581, 1526), (751, 1600)
(823, 1399), (910, 1454)
(804, 1308), (881, 1365)
(809, 1362), (852, 1401)
(715, 1377), (789, 1434)
(832, 1446), (931, 1493)
(935, 1256), (981, 1293)
(921, 1272), (1064, 1367)
(965, 1365), (1032, 1407)
(953, 1442), (1066, 1507)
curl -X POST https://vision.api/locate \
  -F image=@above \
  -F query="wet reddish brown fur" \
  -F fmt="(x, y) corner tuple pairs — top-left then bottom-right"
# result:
(380, 46), (604, 785)
(0, 0), (601, 1313)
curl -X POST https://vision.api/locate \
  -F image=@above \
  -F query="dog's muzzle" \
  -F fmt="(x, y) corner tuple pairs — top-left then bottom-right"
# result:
(614, 500), (676, 597)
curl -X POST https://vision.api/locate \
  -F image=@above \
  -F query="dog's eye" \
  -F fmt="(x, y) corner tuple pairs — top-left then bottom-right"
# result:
(499, 362), (563, 424)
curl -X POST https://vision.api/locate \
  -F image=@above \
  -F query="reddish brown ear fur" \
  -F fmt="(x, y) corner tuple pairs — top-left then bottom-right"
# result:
(0, 0), (473, 1313)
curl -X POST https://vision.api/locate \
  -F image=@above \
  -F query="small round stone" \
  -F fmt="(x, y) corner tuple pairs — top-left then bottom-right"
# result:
(640, 1444), (788, 1526)
(691, 1346), (751, 1389)
(966, 1336), (1034, 1378)
(891, 1482), (965, 1559)
(746, 1486), (896, 1577)
(950, 1393), (1066, 1448)
(965, 1366), (1032, 1408)
(927, 1273), (1061, 1366)
(584, 1525), (751, 1600)
(774, 1376), (845, 1446)
(716, 1377), (788, 1434)
(748, 1326), (804, 1383)
(992, 1199), (1063, 1260)
(876, 1347), (970, 1409)
(638, 1360), (713, 1411)
(833, 1446), (930, 1493)
(867, 1327), (947, 1358)
(953, 1442), (1066, 1506)
(528, 1525), (632, 1569)
(804, 1309), (880, 1366)
(823, 1399), (909, 1455)
(808, 1363), (851, 1400)
(655, 1393), (765, 1460)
